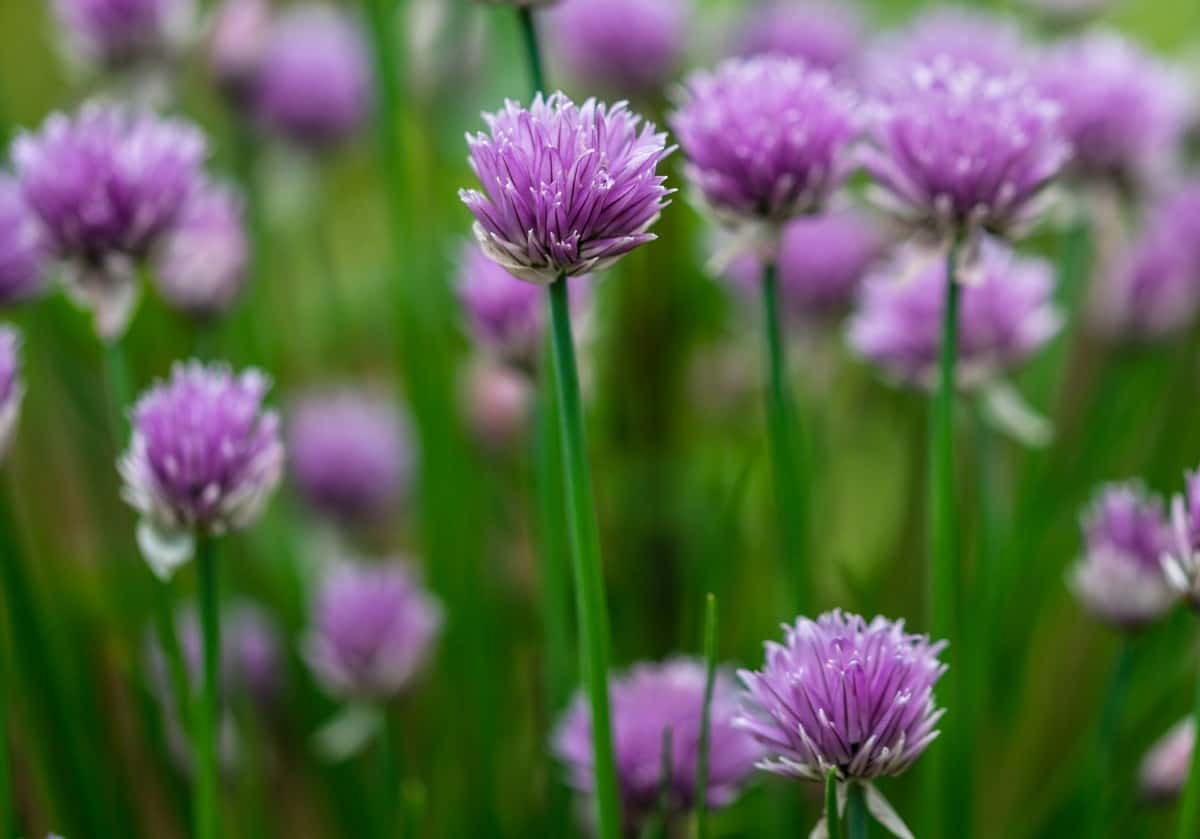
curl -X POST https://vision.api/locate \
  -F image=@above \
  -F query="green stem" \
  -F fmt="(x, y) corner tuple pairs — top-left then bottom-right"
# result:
(760, 260), (807, 608)
(0, 617), (11, 839)
(693, 594), (717, 839)
(195, 536), (220, 839)
(377, 707), (402, 836)
(103, 339), (133, 445)
(1089, 640), (1133, 838)
(1176, 653), (1200, 839)
(547, 277), (621, 839)
(825, 772), (843, 839)
(928, 236), (964, 839)
(153, 581), (194, 741)
(846, 783), (869, 839)
(516, 8), (546, 96)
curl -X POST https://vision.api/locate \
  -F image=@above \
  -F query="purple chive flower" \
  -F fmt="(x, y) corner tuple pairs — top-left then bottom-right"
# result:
(286, 390), (412, 524)
(725, 210), (885, 322)
(463, 360), (534, 452)
(460, 93), (672, 285)
(304, 560), (443, 701)
(1069, 483), (1175, 630)
(0, 329), (24, 461)
(1163, 469), (1200, 608)
(52, 0), (195, 70)
(862, 60), (1069, 240)
(152, 182), (248, 320)
(553, 658), (761, 826)
(735, 0), (864, 75)
(848, 238), (1061, 390)
(863, 8), (1030, 93)
(670, 56), (858, 229)
(12, 102), (207, 339)
(120, 362), (283, 575)
(208, 0), (272, 103)
(1035, 32), (1186, 187)
(0, 176), (49, 306)
(737, 610), (947, 782)
(252, 4), (372, 149)
(1141, 718), (1195, 802)
(546, 0), (689, 99)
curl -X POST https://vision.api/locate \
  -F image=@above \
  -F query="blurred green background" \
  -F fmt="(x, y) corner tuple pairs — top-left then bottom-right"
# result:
(1, 0), (1199, 836)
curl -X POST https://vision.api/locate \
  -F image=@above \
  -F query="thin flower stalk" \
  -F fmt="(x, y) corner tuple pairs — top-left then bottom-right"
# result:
(825, 770), (843, 839)
(195, 536), (220, 839)
(847, 783), (869, 839)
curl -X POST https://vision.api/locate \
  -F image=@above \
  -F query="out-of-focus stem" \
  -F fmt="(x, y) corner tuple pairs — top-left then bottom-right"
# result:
(0, 626), (11, 839)
(846, 783), (869, 839)
(153, 581), (193, 739)
(1089, 639), (1133, 838)
(517, 8), (546, 96)
(760, 260), (807, 607)
(195, 536), (220, 839)
(547, 276), (621, 839)
(694, 593), (717, 839)
(103, 339), (133, 444)
(824, 772), (842, 839)
(1175, 656), (1200, 839)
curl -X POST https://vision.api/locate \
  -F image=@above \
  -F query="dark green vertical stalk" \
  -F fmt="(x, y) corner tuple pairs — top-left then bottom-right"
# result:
(928, 236), (964, 839)
(693, 593), (717, 839)
(1088, 640), (1133, 838)
(1176, 653), (1200, 839)
(0, 625), (11, 839)
(760, 261), (807, 607)
(517, 9), (546, 96)
(376, 708), (402, 836)
(103, 339), (133, 440)
(846, 784), (868, 839)
(153, 582), (194, 738)
(547, 277), (621, 839)
(195, 536), (220, 839)
(825, 772), (842, 839)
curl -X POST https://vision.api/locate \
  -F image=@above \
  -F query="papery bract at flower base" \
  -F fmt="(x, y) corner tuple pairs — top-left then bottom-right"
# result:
(304, 560), (443, 701)
(553, 658), (760, 828)
(1141, 717), (1195, 802)
(120, 361), (283, 577)
(1069, 483), (1175, 631)
(11, 102), (208, 339)
(670, 56), (858, 230)
(459, 92), (673, 284)
(737, 610), (946, 782)
(153, 182), (249, 320)
(847, 238), (1061, 391)
(862, 60), (1069, 241)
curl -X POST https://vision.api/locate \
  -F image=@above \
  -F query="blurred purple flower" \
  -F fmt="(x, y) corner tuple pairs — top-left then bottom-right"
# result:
(456, 243), (545, 367)
(546, 0), (689, 99)
(305, 560), (443, 701)
(287, 389), (411, 524)
(1164, 469), (1200, 609)
(121, 362), (283, 573)
(848, 239), (1061, 390)
(11, 102), (207, 339)
(0, 175), (49, 306)
(735, 0), (864, 75)
(252, 4), (372, 149)
(671, 56), (857, 229)
(52, 0), (195, 70)
(463, 360), (534, 452)
(1141, 717), (1194, 802)
(153, 182), (248, 320)
(725, 210), (885, 322)
(862, 60), (1069, 240)
(1035, 32), (1186, 187)
(553, 658), (760, 826)
(0, 329), (24, 460)
(1069, 483), (1174, 630)
(460, 93), (672, 284)
(863, 8), (1030, 93)
(737, 610), (946, 781)
(208, 0), (272, 103)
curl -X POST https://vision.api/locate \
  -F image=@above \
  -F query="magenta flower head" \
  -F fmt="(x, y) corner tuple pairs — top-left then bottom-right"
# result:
(737, 610), (947, 785)
(152, 182), (248, 320)
(286, 389), (412, 524)
(120, 362), (283, 578)
(304, 559), (443, 701)
(1163, 469), (1200, 609)
(1141, 718), (1195, 802)
(1069, 483), (1175, 631)
(1035, 32), (1186, 188)
(252, 4), (372, 150)
(546, 0), (689, 99)
(735, 0), (864, 76)
(208, 0), (272, 103)
(553, 658), (760, 827)
(725, 210), (884, 322)
(862, 60), (1069, 242)
(52, 0), (195, 70)
(670, 56), (858, 235)
(864, 8), (1030, 93)
(460, 93), (672, 285)
(0, 175), (49, 306)
(0, 329), (24, 461)
(11, 102), (207, 339)
(848, 239), (1061, 390)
